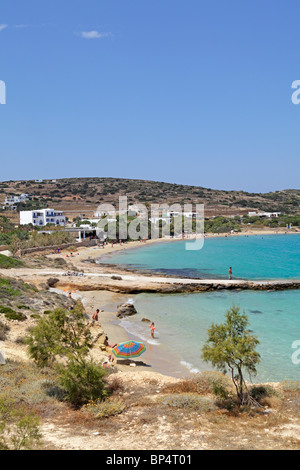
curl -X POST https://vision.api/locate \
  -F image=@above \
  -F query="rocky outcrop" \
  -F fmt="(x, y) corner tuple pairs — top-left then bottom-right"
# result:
(116, 303), (137, 318)
(51, 277), (300, 295)
(89, 322), (107, 350)
(47, 278), (60, 288)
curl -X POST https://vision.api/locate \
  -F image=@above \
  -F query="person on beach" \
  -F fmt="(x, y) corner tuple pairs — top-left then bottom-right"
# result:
(228, 267), (232, 280)
(92, 309), (100, 321)
(149, 322), (155, 339)
(105, 336), (118, 363)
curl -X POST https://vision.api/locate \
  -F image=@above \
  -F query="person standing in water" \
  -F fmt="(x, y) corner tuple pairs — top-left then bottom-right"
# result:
(228, 267), (232, 280)
(92, 309), (100, 321)
(149, 322), (155, 339)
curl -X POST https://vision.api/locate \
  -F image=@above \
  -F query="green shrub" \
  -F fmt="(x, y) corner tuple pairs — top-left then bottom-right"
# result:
(212, 383), (230, 400)
(0, 278), (22, 297)
(4, 311), (25, 321)
(58, 360), (108, 408)
(0, 306), (16, 314)
(250, 385), (278, 402)
(0, 254), (23, 269)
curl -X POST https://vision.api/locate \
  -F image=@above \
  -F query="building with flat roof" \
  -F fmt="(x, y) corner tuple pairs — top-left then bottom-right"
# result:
(20, 208), (66, 227)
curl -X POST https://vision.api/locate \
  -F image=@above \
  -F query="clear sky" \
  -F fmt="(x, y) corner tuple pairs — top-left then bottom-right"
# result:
(1, 0), (300, 192)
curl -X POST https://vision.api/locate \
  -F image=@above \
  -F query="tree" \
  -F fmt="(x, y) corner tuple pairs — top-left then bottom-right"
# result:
(202, 305), (261, 406)
(26, 301), (93, 368)
(26, 301), (108, 407)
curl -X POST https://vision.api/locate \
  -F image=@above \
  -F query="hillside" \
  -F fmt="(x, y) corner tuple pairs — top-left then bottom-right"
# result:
(0, 177), (299, 221)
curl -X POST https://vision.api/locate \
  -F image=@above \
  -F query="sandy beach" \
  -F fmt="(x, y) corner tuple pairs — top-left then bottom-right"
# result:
(1, 228), (300, 450)
(1, 227), (300, 379)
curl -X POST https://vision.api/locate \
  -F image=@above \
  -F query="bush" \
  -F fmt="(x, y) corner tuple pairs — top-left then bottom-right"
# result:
(58, 360), (108, 408)
(0, 278), (22, 297)
(0, 306), (15, 314)
(82, 398), (126, 418)
(212, 383), (230, 400)
(0, 320), (10, 341)
(196, 371), (233, 395)
(0, 254), (23, 269)
(30, 314), (41, 320)
(0, 396), (42, 450)
(4, 311), (26, 321)
(0, 360), (59, 405)
(250, 385), (278, 402)
(26, 302), (109, 408)
(160, 393), (215, 412)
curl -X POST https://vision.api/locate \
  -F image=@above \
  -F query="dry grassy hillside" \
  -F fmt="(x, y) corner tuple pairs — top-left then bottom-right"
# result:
(0, 177), (299, 221)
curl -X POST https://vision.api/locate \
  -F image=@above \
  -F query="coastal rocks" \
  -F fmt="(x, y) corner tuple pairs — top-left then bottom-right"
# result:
(47, 278), (60, 288)
(116, 303), (137, 318)
(89, 323), (107, 349)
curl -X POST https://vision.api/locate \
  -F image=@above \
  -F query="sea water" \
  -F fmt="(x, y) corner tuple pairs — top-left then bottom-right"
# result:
(102, 235), (300, 382)
(120, 290), (300, 383)
(102, 234), (300, 280)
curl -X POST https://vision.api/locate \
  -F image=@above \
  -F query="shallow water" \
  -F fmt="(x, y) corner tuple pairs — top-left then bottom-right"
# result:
(121, 290), (300, 383)
(102, 235), (300, 382)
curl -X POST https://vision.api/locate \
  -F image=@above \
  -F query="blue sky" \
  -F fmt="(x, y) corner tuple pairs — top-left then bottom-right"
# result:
(1, 0), (300, 192)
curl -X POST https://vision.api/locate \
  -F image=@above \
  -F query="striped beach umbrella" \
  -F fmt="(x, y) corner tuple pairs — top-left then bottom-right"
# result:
(112, 341), (146, 359)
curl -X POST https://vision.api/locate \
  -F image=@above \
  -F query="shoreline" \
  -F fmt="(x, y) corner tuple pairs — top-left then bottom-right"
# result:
(59, 229), (300, 381)
(2, 228), (300, 382)
(77, 289), (192, 379)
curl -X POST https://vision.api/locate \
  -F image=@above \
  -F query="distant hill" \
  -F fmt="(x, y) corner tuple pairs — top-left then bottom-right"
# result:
(0, 177), (299, 221)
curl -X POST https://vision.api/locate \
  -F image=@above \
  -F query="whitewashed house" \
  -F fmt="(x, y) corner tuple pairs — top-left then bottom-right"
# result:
(248, 211), (281, 218)
(3, 194), (30, 210)
(20, 208), (66, 227)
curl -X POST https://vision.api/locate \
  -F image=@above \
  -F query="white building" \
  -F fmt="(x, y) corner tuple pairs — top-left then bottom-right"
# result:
(20, 208), (66, 227)
(2, 194), (31, 210)
(4, 194), (30, 206)
(248, 211), (281, 218)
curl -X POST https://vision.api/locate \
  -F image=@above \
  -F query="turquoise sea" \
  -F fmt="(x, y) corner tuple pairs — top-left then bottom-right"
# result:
(101, 234), (300, 280)
(102, 235), (300, 382)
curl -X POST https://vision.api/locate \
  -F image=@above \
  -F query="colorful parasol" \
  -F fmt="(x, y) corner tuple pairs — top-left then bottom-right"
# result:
(112, 341), (146, 359)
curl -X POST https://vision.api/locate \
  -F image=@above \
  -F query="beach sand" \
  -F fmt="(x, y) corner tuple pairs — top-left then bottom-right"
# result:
(2, 228), (300, 380)
(75, 288), (190, 378)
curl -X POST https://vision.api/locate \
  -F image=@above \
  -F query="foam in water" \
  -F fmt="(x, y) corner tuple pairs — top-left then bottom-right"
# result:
(180, 361), (200, 374)
(119, 318), (160, 345)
